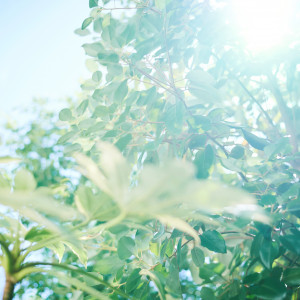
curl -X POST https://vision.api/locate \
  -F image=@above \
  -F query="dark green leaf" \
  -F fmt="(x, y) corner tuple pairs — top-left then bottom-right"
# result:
(280, 235), (300, 256)
(230, 145), (245, 159)
(287, 199), (300, 218)
(250, 278), (287, 300)
(243, 273), (262, 285)
(282, 268), (300, 286)
(259, 238), (278, 269)
(89, 0), (98, 8)
(201, 230), (227, 253)
(125, 268), (142, 293)
(200, 287), (217, 300)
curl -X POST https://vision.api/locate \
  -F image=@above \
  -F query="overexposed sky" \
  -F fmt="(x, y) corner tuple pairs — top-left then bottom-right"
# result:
(0, 0), (91, 113)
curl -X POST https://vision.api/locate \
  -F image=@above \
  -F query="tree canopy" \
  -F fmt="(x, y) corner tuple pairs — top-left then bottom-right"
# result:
(1, 0), (299, 299)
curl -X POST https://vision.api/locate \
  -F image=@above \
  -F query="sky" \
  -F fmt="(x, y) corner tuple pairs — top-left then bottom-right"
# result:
(0, 0), (91, 114)
(0, 0), (92, 295)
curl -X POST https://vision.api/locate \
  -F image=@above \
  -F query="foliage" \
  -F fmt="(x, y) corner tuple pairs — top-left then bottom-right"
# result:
(1, 0), (300, 299)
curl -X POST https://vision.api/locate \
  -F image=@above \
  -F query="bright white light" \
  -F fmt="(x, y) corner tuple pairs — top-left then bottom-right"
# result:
(232, 0), (294, 53)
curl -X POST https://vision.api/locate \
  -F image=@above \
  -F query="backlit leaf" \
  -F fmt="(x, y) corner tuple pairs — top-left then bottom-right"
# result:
(201, 230), (227, 253)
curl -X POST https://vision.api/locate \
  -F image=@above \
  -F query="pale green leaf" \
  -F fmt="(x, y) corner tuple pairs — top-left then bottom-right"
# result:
(0, 156), (21, 164)
(158, 215), (200, 244)
(64, 241), (87, 268)
(14, 169), (36, 191)
(82, 17), (93, 30)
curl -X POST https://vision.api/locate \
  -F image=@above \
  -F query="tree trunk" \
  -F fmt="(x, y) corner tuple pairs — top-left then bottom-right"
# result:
(3, 275), (15, 300)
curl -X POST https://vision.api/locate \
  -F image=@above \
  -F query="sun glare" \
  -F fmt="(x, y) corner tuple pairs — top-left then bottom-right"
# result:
(232, 0), (295, 53)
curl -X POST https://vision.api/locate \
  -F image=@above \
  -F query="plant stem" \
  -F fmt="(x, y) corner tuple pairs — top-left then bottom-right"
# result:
(3, 275), (15, 300)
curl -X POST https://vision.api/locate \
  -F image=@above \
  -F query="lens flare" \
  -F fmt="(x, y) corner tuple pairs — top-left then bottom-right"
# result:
(232, 0), (295, 52)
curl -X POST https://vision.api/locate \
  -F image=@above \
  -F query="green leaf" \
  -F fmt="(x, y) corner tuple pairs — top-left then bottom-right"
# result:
(166, 257), (181, 295)
(200, 287), (217, 300)
(259, 238), (278, 269)
(74, 186), (96, 219)
(117, 236), (135, 260)
(89, 0), (98, 8)
(74, 28), (90, 36)
(25, 227), (51, 242)
(92, 70), (102, 82)
(76, 100), (89, 116)
(64, 241), (87, 268)
(114, 80), (128, 102)
(287, 199), (300, 218)
(280, 234), (300, 256)
(188, 134), (207, 149)
(194, 144), (215, 179)
(64, 143), (82, 154)
(78, 118), (96, 130)
(140, 269), (166, 300)
(14, 169), (36, 191)
(243, 273), (262, 285)
(93, 105), (109, 118)
(230, 145), (245, 159)
(59, 108), (73, 121)
(157, 215), (200, 244)
(125, 268), (141, 293)
(48, 242), (65, 263)
(282, 268), (300, 286)
(75, 187), (117, 221)
(95, 255), (123, 275)
(241, 129), (269, 150)
(191, 247), (205, 267)
(250, 278), (287, 300)
(50, 271), (111, 300)
(102, 14), (111, 28)
(164, 238), (175, 257)
(192, 115), (211, 131)
(150, 242), (159, 256)
(82, 17), (93, 30)
(114, 134), (132, 152)
(201, 230), (227, 253)
(82, 42), (104, 57)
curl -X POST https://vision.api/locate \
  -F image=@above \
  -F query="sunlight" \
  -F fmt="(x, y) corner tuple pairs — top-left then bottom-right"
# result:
(232, 0), (295, 53)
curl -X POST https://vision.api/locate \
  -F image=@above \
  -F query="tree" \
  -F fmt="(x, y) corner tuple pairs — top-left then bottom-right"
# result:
(1, 0), (299, 299)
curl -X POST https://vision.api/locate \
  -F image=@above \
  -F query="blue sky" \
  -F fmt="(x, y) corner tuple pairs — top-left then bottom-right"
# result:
(0, 0), (91, 113)
(0, 0), (91, 296)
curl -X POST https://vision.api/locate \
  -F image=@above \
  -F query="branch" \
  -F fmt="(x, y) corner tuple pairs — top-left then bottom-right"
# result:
(267, 73), (298, 154)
